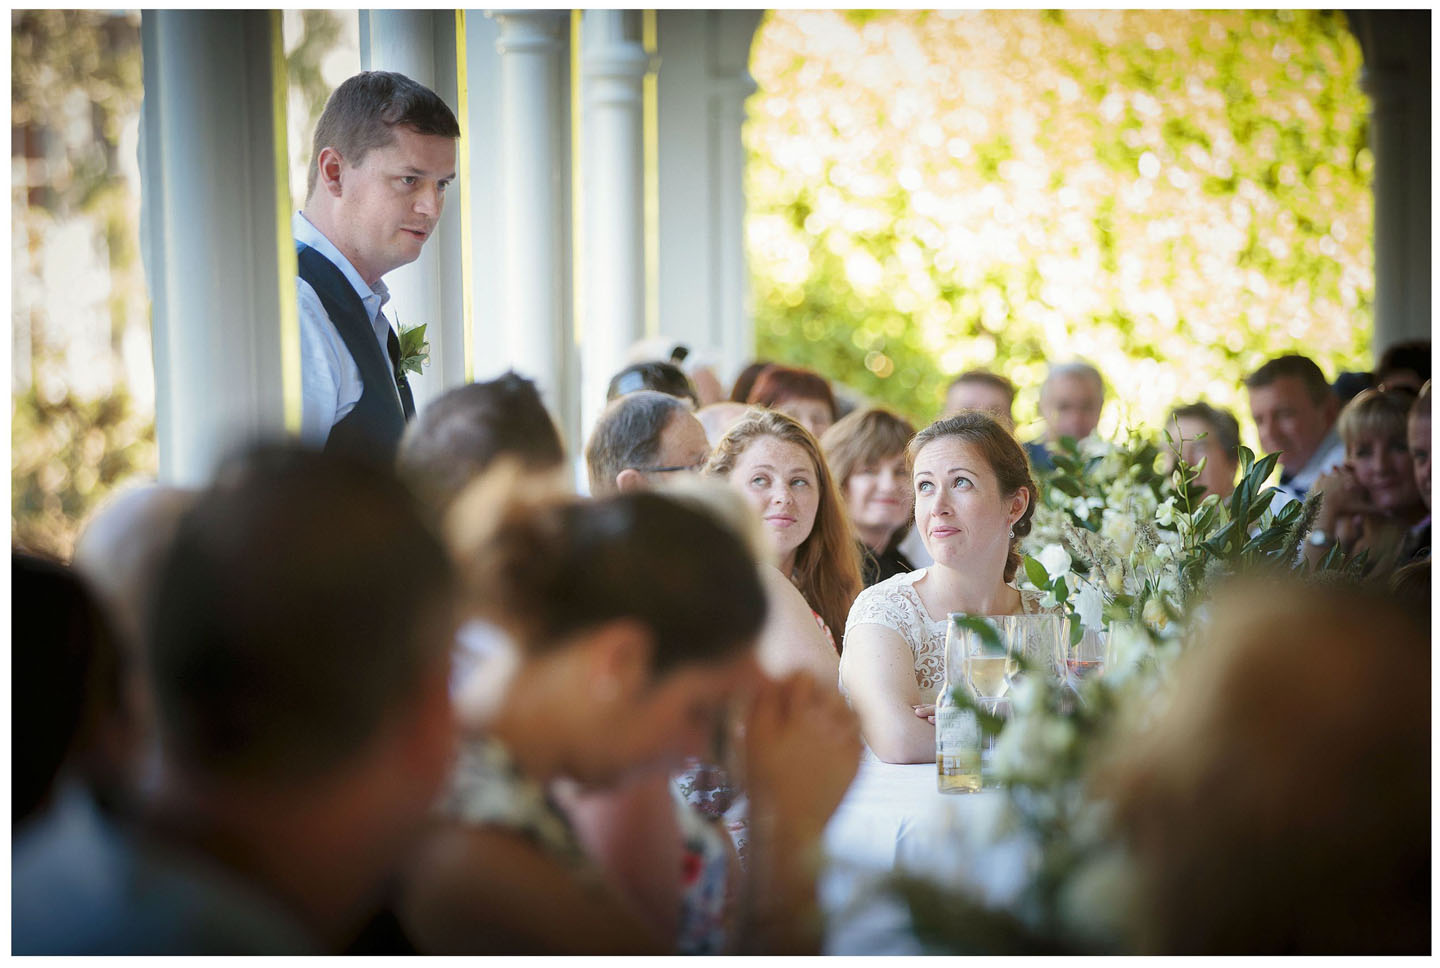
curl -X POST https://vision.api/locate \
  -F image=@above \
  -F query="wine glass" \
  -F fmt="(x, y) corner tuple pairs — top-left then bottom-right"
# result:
(1059, 626), (1107, 692)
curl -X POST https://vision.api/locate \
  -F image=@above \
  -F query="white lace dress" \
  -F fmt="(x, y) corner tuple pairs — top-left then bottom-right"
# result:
(840, 568), (1058, 703)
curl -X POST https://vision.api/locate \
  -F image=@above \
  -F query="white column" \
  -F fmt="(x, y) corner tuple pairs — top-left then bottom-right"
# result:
(656, 11), (763, 389)
(580, 10), (649, 439)
(140, 11), (291, 487)
(462, 11), (506, 383)
(490, 10), (575, 441)
(359, 10), (465, 410)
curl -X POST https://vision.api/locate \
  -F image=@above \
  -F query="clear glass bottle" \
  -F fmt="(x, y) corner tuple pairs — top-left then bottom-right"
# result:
(936, 618), (982, 793)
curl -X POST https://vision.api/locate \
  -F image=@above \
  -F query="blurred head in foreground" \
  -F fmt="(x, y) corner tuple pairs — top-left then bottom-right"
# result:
(398, 372), (566, 517)
(1105, 580), (1428, 954)
(447, 484), (768, 785)
(149, 444), (458, 939)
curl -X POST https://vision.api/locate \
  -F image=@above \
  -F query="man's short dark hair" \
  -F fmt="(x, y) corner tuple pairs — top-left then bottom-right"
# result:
(606, 360), (699, 408)
(1169, 401), (1242, 461)
(948, 369), (1016, 405)
(1244, 354), (1332, 406)
(307, 70), (461, 199)
(397, 372), (565, 515)
(585, 391), (690, 496)
(147, 444), (455, 781)
(1377, 340), (1431, 388)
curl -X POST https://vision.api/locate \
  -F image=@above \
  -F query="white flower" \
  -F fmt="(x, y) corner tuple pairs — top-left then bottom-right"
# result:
(1101, 509), (1137, 556)
(1154, 496), (1178, 528)
(1072, 497), (1092, 521)
(1040, 589), (1060, 610)
(1036, 543), (1072, 581)
(1075, 579), (1105, 631)
(1105, 565), (1125, 594)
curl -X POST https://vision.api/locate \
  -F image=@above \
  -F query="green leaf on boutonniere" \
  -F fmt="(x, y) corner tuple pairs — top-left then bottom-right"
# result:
(396, 322), (430, 377)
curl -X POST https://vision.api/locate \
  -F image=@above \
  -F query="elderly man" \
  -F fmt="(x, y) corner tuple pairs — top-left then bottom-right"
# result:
(585, 391), (712, 497)
(1244, 354), (1345, 502)
(1026, 361), (1105, 472)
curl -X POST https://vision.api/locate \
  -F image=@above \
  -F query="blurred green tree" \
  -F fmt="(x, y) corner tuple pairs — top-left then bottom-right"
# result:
(745, 10), (1373, 441)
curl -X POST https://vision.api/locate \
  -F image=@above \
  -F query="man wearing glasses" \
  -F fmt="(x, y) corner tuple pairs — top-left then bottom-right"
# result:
(585, 391), (712, 497)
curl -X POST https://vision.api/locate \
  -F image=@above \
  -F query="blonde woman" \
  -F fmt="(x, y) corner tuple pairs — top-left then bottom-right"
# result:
(706, 408), (863, 653)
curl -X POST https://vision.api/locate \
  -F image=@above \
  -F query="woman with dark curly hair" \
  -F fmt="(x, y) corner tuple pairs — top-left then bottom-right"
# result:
(839, 412), (1061, 764)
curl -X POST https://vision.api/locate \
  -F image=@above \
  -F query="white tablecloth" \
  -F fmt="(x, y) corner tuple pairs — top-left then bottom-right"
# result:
(818, 755), (1034, 954)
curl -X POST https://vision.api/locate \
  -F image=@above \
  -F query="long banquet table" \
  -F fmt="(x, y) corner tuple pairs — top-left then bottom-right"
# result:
(818, 755), (1035, 954)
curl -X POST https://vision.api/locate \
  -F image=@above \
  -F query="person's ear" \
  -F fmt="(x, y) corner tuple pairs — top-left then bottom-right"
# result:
(317, 146), (345, 198)
(1007, 488), (1030, 529)
(615, 468), (647, 493)
(585, 619), (653, 702)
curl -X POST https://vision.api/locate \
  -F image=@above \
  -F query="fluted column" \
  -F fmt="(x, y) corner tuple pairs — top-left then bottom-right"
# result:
(580, 10), (649, 438)
(656, 11), (764, 389)
(359, 10), (465, 408)
(140, 10), (291, 486)
(1348, 11), (1431, 359)
(490, 10), (575, 441)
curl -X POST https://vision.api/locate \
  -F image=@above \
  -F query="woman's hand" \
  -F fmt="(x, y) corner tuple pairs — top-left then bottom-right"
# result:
(744, 672), (860, 838)
(1312, 464), (1377, 526)
(912, 703), (937, 725)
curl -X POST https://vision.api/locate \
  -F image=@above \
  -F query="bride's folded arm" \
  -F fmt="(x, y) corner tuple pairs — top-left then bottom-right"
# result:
(837, 623), (936, 764)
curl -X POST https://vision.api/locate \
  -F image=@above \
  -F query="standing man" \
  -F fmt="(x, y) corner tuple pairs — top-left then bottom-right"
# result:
(1244, 354), (1345, 502)
(1026, 361), (1106, 472)
(295, 71), (460, 460)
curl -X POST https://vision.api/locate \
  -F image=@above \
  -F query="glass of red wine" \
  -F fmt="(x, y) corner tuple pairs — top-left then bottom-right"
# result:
(1060, 626), (1107, 692)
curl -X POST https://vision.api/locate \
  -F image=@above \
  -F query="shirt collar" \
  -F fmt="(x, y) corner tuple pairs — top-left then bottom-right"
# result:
(293, 211), (388, 324)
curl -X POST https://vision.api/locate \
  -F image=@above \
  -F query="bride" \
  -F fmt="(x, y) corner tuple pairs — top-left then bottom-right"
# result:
(839, 412), (1060, 764)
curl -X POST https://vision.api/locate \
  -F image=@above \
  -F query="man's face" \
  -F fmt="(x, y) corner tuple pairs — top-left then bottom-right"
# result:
(945, 381), (1014, 430)
(1247, 376), (1335, 473)
(1408, 412), (1430, 510)
(1040, 373), (1104, 443)
(330, 126), (456, 285)
(644, 411), (712, 483)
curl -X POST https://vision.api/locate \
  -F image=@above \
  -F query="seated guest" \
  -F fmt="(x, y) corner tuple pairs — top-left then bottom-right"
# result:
(1332, 370), (1375, 405)
(398, 491), (860, 953)
(580, 397), (836, 950)
(586, 391), (712, 495)
(729, 360), (772, 405)
(1376, 339), (1430, 393)
(1244, 354), (1344, 502)
(14, 446), (459, 954)
(944, 370), (1016, 430)
(1026, 361), (1105, 472)
(696, 401), (749, 446)
(1306, 388), (1426, 573)
(607, 360), (699, 409)
(746, 365), (838, 440)
(1105, 580), (1427, 954)
(12, 554), (127, 833)
(626, 339), (726, 407)
(706, 409), (862, 653)
(841, 413), (1062, 764)
(1165, 402), (1242, 501)
(397, 372), (566, 517)
(821, 407), (918, 587)
(1403, 381), (1430, 561)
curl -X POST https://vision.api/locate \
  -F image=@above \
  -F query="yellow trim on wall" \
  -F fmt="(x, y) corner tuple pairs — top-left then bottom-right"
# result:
(271, 9), (301, 432)
(643, 10), (659, 339)
(455, 9), (474, 382)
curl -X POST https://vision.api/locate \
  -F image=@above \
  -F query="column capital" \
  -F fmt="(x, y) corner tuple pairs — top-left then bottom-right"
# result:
(488, 10), (567, 55)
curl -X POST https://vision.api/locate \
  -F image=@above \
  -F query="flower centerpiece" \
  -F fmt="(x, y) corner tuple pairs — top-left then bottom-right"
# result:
(888, 428), (1356, 953)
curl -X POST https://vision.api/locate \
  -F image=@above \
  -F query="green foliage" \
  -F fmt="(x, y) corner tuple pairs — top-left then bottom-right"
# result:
(12, 385), (156, 560)
(746, 11), (1372, 433)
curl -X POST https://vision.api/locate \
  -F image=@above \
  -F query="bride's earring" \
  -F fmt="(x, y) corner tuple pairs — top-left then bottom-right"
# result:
(1008, 526), (1016, 538)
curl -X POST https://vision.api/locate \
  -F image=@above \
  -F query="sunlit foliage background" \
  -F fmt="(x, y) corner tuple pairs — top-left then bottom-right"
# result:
(745, 10), (1373, 440)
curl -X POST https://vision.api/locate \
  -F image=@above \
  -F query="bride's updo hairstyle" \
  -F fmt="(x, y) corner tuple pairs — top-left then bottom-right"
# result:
(906, 412), (1038, 583)
(452, 478), (767, 677)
